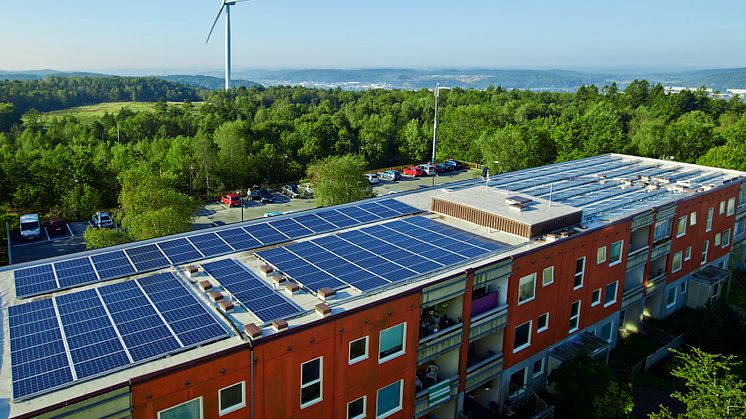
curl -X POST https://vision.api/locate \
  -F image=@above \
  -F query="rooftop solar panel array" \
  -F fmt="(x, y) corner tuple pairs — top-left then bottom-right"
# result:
(8, 272), (230, 400)
(257, 216), (506, 294)
(13, 198), (419, 298)
(201, 259), (303, 322)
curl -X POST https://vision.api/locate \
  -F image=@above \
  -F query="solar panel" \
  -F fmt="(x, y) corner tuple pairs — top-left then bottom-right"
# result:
(7, 272), (231, 401)
(54, 257), (98, 289)
(125, 244), (169, 271)
(257, 215), (506, 293)
(14, 264), (57, 298)
(91, 251), (136, 281)
(218, 228), (261, 251)
(188, 232), (233, 257)
(201, 259), (303, 322)
(158, 238), (204, 265)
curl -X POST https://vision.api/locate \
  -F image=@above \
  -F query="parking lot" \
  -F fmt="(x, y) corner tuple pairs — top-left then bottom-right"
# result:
(5, 169), (479, 265)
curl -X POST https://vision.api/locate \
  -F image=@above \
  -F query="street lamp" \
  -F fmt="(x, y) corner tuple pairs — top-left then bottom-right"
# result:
(189, 164), (194, 196)
(73, 179), (80, 220)
(432, 84), (450, 186)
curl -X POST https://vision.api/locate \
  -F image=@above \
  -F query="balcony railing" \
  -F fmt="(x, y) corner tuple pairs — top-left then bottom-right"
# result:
(631, 212), (654, 231)
(415, 374), (460, 417)
(469, 304), (508, 342)
(622, 284), (644, 308)
(626, 246), (650, 270)
(650, 240), (672, 260)
(647, 272), (667, 294)
(418, 322), (464, 365)
(465, 352), (503, 392)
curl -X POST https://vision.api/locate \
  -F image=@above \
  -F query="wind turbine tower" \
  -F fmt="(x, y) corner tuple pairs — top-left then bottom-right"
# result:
(206, 0), (251, 91)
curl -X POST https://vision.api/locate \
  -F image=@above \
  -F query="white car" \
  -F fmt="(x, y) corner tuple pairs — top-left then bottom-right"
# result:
(417, 164), (437, 176)
(19, 213), (41, 239)
(91, 211), (114, 228)
(364, 173), (380, 185)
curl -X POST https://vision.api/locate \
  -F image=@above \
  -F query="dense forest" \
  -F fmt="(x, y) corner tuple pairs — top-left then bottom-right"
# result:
(1, 77), (746, 224)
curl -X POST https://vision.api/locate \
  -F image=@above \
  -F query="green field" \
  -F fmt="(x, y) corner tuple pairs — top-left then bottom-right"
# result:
(30, 101), (202, 124)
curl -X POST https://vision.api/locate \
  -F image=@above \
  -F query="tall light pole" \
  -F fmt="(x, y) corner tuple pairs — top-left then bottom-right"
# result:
(189, 164), (194, 196)
(432, 83), (440, 165)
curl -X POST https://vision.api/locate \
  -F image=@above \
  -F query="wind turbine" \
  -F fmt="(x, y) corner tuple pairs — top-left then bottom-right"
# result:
(206, 0), (251, 91)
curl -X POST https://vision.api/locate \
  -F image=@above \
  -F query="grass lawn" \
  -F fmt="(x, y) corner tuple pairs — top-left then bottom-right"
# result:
(27, 101), (202, 124)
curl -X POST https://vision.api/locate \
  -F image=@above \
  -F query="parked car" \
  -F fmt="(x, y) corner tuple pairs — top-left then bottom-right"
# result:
(300, 183), (314, 198)
(91, 211), (114, 228)
(364, 173), (380, 185)
(248, 184), (263, 201)
(444, 159), (463, 170)
(48, 218), (67, 236)
(402, 166), (424, 177)
(378, 170), (402, 181)
(417, 163), (437, 176)
(435, 163), (449, 174)
(19, 213), (41, 240)
(221, 193), (242, 207)
(281, 184), (301, 199)
(258, 188), (275, 203)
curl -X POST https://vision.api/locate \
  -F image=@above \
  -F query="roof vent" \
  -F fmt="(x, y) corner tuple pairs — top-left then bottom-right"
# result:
(186, 265), (199, 278)
(244, 323), (262, 339)
(317, 287), (336, 301)
(209, 291), (224, 302)
(506, 195), (533, 212)
(272, 274), (287, 288)
(285, 281), (300, 295)
(272, 319), (289, 332)
(218, 300), (234, 313)
(315, 303), (332, 317)
(199, 280), (213, 292)
(260, 264), (275, 278)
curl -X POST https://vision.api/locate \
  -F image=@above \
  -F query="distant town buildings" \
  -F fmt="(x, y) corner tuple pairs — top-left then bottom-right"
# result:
(664, 86), (746, 101)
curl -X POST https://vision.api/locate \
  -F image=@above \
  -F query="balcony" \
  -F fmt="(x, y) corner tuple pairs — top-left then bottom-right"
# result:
(418, 322), (464, 365)
(465, 352), (503, 392)
(469, 304), (508, 342)
(622, 284), (645, 308)
(631, 212), (654, 231)
(415, 374), (460, 417)
(626, 246), (650, 270)
(650, 240), (672, 260)
(647, 271), (667, 294)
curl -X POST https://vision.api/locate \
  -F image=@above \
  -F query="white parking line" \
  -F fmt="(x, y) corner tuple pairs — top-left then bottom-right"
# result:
(66, 224), (73, 236)
(44, 227), (51, 241)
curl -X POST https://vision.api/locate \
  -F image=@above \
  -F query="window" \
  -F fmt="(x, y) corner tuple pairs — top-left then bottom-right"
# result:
(591, 288), (601, 307)
(728, 198), (736, 216)
(672, 251), (683, 273)
(596, 246), (607, 265)
(690, 211), (697, 226)
(219, 382), (246, 416)
(680, 281), (687, 294)
(532, 358), (545, 378)
(653, 218), (673, 242)
(513, 321), (532, 353)
(509, 368), (527, 398)
(569, 301), (581, 332)
(600, 321), (613, 343)
(542, 266), (554, 287)
(684, 246), (692, 261)
(715, 233), (721, 246)
(720, 201), (726, 215)
(158, 398), (202, 419)
(347, 396), (366, 419)
(706, 207), (714, 232)
(376, 380), (402, 419)
(518, 273), (536, 304)
(301, 357), (323, 408)
(379, 324), (406, 363)
(701, 240), (709, 265)
(574, 257), (586, 289)
(723, 229), (731, 247)
(604, 281), (618, 307)
(676, 215), (687, 238)
(666, 287), (677, 308)
(537, 313), (549, 333)
(713, 282), (722, 299)
(609, 240), (623, 266)
(349, 336), (369, 365)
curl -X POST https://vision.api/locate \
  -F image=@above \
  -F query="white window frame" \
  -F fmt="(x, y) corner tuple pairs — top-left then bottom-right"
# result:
(513, 320), (533, 353)
(676, 215), (687, 238)
(376, 380), (403, 419)
(672, 251), (683, 273)
(574, 257), (586, 290)
(218, 382), (246, 416)
(537, 312), (549, 333)
(720, 201), (726, 215)
(690, 211), (697, 226)
(508, 368), (528, 398)
(158, 397), (203, 419)
(706, 207), (714, 232)
(723, 229), (731, 248)
(701, 240), (709, 265)
(349, 336), (369, 365)
(378, 324), (406, 364)
(569, 301), (581, 333)
(684, 246), (692, 261)
(715, 233), (721, 246)
(347, 396), (367, 419)
(609, 240), (624, 266)
(666, 287), (677, 309)
(518, 273), (537, 305)
(300, 357), (323, 409)
(727, 197), (736, 216)
(591, 288), (601, 307)
(604, 281), (618, 308)
(600, 321), (614, 343)
(542, 266), (554, 287)
(596, 246), (607, 265)
(680, 281), (688, 294)
(532, 358), (546, 378)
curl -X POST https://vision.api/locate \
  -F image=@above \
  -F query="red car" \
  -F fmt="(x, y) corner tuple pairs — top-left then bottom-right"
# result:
(402, 166), (424, 177)
(221, 193), (242, 207)
(48, 218), (67, 236)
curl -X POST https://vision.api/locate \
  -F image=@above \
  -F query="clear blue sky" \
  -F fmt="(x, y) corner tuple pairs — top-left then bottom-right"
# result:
(1, 0), (745, 72)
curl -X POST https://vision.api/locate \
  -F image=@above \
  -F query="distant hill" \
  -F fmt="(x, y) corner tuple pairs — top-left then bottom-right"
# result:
(159, 75), (260, 90)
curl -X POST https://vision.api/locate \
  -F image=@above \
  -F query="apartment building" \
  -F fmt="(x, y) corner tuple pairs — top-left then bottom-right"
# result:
(0, 154), (744, 419)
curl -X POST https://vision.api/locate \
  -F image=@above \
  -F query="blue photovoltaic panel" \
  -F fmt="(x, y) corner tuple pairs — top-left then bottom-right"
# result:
(125, 244), (169, 271)
(188, 232), (233, 257)
(14, 264), (57, 298)
(218, 228), (261, 251)
(258, 216), (506, 293)
(202, 259), (303, 322)
(291, 213), (337, 233)
(90, 251), (136, 281)
(54, 257), (99, 289)
(157, 238), (204, 265)
(243, 223), (288, 245)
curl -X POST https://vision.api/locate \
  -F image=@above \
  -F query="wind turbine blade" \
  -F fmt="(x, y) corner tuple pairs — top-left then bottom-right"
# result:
(205, 3), (226, 44)
(233, 0), (254, 3)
